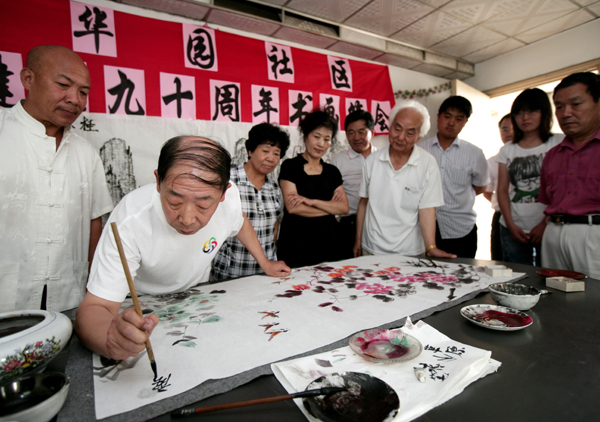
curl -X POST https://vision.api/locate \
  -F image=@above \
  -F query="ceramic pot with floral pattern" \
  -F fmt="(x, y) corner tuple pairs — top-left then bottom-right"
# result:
(0, 310), (72, 383)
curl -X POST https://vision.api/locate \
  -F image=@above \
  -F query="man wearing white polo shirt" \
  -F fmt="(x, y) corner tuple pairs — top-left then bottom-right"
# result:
(353, 100), (456, 259)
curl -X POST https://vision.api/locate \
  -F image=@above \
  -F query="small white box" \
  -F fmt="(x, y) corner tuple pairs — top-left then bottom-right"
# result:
(484, 265), (513, 277)
(546, 276), (585, 292)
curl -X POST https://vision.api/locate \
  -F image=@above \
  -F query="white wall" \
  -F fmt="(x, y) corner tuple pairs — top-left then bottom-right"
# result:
(465, 19), (600, 93)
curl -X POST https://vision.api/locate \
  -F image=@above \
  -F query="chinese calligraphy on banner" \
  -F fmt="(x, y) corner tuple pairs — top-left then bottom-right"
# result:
(0, 0), (394, 134)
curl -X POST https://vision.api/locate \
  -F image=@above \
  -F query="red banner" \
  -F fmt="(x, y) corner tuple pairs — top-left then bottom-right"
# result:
(0, 0), (394, 133)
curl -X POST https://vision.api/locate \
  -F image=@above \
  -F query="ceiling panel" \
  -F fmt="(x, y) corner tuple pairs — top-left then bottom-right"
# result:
(440, 0), (530, 24)
(283, 0), (370, 22)
(430, 25), (508, 57)
(391, 10), (472, 48)
(344, 0), (434, 37)
(515, 8), (595, 43)
(462, 37), (525, 62)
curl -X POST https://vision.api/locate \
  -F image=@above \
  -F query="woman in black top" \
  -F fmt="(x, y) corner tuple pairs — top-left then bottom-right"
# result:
(277, 110), (349, 268)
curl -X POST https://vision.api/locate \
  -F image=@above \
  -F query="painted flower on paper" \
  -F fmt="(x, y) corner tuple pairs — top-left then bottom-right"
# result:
(272, 259), (480, 311)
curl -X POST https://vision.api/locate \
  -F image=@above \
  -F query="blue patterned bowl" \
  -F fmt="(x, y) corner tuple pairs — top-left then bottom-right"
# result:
(0, 311), (72, 383)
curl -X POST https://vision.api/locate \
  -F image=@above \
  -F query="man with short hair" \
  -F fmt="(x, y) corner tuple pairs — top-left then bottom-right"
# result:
(331, 110), (376, 259)
(0, 45), (113, 312)
(539, 72), (600, 279)
(420, 96), (489, 258)
(75, 136), (291, 360)
(353, 100), (456, 259)
(484, 114), (514, 260)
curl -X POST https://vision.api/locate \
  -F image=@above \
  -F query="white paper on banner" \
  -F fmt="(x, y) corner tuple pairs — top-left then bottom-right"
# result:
(265, 42), (294, 83)
(91, 255), (522, 419)
(182, 24), (218, 71)
(159, 73), (196, 120)
(327, 56), (352, 92)
(319, 93), (340, 127)
(104, 66), (146, 116)
(70, 1), (117, 57)
(210, 80), (241, 122)
(272, 318), (501, 422)
(345, 98), (367, 115)
(252, 85), (280, 124)
(372, 100), (391, 134)
(0, 51), (25, 108)
(288, 90), (313, 126)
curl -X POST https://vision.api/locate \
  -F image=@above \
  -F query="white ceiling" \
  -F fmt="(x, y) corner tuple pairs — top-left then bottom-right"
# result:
(115, 0), (599, 79)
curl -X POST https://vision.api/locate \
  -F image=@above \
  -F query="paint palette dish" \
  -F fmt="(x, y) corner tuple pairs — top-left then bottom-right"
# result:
(349, 329), (422, 364)
(303, 372), (399, 422)
(537, 269), (587, 280)
(460, 304), (533, 331)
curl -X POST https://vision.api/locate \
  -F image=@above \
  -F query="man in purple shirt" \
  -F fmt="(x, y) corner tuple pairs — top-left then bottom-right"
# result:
(539, 72), (600, 279)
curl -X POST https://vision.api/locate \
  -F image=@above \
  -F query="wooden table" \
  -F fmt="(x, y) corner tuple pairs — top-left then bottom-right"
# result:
(147, 258), (600, 422)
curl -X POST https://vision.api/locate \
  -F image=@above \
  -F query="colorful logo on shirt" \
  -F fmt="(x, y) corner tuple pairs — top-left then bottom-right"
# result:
(203, 237), (218, 254)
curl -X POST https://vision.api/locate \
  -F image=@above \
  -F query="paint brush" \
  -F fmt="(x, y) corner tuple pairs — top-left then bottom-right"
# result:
(110, 222), (158, 380)
(171, 387), (346, 418)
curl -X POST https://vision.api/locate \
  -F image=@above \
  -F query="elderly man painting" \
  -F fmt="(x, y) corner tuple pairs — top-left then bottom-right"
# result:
(539, 72), (600, 279)
(0, 45), (113, 312)
(353, 101), (456, 259)
(75, 136), (291, 360)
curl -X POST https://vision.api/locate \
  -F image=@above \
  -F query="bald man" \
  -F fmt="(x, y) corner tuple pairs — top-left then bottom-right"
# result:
(76, 136), (291, 360)
(0, 45), (113, 312)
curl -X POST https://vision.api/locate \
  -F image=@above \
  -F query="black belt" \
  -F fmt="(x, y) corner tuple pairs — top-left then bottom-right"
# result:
(549, 214), (600, 225)
(339, 215), (356, 224)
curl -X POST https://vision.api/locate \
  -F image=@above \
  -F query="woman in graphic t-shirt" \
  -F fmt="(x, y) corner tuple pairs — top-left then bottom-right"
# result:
(496, 88), (562, 265)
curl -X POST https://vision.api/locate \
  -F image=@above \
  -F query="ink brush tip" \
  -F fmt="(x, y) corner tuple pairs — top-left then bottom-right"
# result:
(150, 360), (158, 380)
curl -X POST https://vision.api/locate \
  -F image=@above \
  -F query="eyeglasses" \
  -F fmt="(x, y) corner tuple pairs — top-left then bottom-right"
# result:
(514, 110), (541, 117)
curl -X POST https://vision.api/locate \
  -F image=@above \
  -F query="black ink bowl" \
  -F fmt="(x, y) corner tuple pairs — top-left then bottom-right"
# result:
(303, 372), (399, 422)
(0, 372), (70, 422)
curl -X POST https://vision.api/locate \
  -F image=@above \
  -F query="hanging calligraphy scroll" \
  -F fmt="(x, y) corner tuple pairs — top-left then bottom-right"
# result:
(0, 0), (394, 134)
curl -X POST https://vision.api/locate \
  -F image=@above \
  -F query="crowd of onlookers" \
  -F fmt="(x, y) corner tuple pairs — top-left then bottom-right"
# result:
(2, 45), (599, 360)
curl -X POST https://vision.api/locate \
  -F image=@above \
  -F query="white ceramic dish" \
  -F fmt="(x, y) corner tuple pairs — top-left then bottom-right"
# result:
(0, 311), (73, 383)
(461, 304), (533, 331)
(0, 372), (70, 422)
(349, 329), (422, 363)
(489, 282), (541, 311)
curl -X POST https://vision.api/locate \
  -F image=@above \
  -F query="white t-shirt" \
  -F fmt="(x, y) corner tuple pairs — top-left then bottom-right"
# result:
(359, 146), (444, 255)
(0, 102), (113, 312)
(330, 145), (376, 216)
(496, 134), (562, 232)
(87, 182), (244, 303)
(487, 153), (500, 212)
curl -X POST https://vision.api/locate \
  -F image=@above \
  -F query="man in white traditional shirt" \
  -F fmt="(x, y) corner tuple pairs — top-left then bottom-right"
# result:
(331, 110), (376, 259)
(420, 96), (489, 258)
(353, 100), (456, 259)
(0, 45), (113, 312)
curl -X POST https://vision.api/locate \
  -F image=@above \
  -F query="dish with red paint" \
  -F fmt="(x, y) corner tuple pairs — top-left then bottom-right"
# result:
(536, 269), (587, 280)
(349, 329), (422, 363)
(460, 304), (533, 331)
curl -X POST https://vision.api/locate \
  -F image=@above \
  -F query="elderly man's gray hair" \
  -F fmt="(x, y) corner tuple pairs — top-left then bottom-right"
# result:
(388, 100), (431, 138)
